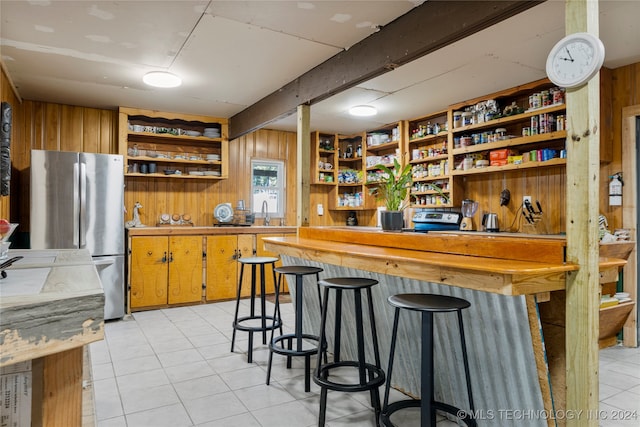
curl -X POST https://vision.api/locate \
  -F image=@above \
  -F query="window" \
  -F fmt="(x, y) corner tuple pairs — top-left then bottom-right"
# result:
(251, 159), (285, 218)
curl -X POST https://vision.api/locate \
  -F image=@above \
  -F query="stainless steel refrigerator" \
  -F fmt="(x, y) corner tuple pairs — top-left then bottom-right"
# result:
(30, 149), (125, 319)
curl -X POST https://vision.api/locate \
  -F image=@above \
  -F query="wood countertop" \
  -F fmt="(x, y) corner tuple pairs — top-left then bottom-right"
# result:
(0, 249), (105, 367)
(127, 225), (298, 236)
(262, 227), (628, 296)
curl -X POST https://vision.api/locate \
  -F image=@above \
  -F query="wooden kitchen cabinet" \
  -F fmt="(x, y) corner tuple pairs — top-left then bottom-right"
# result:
(129, 235), (203, 309)
(128, 229), (295, 311)
(205, 234), (254, 301)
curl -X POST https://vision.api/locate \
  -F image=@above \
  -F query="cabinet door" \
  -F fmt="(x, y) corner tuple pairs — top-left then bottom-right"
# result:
(130, 236), (169, 309)
(168, 236), (203, 304)
(256, 233), (284, 294)
(205, 235), (239, 301)
(237, 234), (256, 297)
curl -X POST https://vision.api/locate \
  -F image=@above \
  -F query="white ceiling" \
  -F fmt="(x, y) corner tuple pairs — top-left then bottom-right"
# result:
(1, 1), (639, 136)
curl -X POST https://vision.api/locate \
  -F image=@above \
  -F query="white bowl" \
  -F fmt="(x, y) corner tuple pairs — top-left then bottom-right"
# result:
(184, 130), (201, 137)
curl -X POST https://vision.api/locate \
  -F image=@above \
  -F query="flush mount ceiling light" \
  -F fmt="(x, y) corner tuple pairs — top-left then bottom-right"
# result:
(142, 71), (182, 88)
(349, 105), (377, 117)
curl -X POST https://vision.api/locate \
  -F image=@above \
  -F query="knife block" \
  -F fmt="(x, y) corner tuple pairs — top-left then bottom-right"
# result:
(521, 213), (548, 234)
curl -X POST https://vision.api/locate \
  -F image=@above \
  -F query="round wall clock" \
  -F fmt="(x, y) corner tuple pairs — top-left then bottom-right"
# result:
(545, 32), (605, 88)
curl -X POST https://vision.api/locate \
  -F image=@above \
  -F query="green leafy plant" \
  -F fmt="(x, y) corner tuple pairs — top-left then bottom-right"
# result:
(369, 158), (413, 211)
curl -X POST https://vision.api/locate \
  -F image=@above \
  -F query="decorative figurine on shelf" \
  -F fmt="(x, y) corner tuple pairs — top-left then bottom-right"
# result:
(346, 211), (358, 226)
(125, 201), (145, 228)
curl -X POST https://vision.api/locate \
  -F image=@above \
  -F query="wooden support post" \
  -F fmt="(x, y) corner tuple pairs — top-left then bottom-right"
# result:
(564, 1), (600, 425)
(297, 104), (311, 226)
(32, 347), (84, 426)
(621, 105), (639, 347)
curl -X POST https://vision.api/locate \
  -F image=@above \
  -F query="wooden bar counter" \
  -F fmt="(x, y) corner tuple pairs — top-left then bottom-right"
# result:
(0, 249), (104, 426)
(263, 227), (629, 427)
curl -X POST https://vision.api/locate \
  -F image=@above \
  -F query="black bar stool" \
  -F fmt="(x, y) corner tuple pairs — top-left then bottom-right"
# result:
(266, 265), (325, 392)
(313, 277), (385, 427)
(380, 293), (476, 427)
(230, 256), (282, 363)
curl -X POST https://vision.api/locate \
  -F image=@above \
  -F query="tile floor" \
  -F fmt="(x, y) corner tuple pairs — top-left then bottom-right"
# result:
(89, 299), (640, 427)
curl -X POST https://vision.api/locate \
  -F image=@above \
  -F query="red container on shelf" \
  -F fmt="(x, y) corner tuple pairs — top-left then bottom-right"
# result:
(489, 149), (511, 160)
(490, 159), (508, 167)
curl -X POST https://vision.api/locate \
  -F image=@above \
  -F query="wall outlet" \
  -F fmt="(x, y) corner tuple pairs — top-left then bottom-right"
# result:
(317, 204), (324, 216)
(523, 195), (532, 206)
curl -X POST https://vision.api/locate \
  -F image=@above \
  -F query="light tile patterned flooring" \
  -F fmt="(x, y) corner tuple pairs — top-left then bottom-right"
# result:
(89, 299), (640, 427)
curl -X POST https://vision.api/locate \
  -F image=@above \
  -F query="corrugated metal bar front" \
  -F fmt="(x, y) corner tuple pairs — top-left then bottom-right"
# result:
(281, 255), (547, 427)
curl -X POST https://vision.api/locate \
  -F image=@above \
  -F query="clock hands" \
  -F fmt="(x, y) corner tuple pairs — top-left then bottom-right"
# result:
(559, 47), (574, 62)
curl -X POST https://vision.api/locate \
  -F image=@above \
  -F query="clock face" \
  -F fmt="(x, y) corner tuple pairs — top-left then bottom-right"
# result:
(546, 33), (605, 88)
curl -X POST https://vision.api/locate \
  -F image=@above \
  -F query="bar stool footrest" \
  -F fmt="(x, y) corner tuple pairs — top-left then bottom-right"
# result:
(314, 361), (385, 393)
(380, 399), (476, 427)
(233, 315), (281, 332)
(270, 333), (322, 357)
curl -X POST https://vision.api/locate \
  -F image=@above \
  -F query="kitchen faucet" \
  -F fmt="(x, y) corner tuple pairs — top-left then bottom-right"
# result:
(261, 200), (271, 226)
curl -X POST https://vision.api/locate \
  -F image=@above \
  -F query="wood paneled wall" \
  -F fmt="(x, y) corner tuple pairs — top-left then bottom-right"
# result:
(600, 63), (640, 230)
(4, 61), (639, 234)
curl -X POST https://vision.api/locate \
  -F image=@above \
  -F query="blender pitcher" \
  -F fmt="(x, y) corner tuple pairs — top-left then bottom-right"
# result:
(460, 199), (478, 230)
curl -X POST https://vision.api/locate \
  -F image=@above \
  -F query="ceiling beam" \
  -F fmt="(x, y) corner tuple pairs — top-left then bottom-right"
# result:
(229, 0), (544, 139)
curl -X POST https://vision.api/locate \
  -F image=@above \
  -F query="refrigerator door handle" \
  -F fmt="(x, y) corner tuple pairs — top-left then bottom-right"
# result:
(73, 161), (81, 247)
(79, 161), (87, 248)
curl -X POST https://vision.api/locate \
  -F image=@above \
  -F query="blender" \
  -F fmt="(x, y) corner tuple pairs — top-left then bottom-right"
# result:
(460, 199), (478, 231)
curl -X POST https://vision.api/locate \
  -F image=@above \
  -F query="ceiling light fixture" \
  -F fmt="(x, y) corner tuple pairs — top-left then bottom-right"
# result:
(349, 105), (377, 117)
(142, 71), (182, 88)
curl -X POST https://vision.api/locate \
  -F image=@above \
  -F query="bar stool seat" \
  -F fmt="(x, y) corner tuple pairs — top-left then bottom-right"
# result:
(231, 256), (282, 363)
(267, 265), (325, 392)
(314, 277), (385, 426)
(381, 293), (476, 427)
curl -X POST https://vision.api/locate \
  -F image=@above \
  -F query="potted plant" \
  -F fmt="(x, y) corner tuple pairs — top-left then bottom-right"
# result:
(369, 158), (413, 231)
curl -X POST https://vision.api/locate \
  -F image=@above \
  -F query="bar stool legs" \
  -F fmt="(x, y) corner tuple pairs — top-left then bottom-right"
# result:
(266, 265), (325, 392)
(313, 277), (385, 427)
(381, 293), (476, 427)
(230, 256), (282, 363)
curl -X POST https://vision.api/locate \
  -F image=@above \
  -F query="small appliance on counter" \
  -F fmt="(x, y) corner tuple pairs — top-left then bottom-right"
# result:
(460, 199), (478, 231)
(412, 209), (461, 232)
(482, 213), (499, 232)
(232, 199), (254, 226)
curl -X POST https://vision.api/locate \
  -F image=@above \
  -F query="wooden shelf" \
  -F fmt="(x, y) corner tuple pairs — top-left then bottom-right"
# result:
(365, 140), (399, 152)
(119, 107), (229, 179)
(451, 157), (566, 176)
(126, 172), (223, 179)
(451, 131), (567, 155)
(410, 153), (448, 164)
(450, 103), (566, 135)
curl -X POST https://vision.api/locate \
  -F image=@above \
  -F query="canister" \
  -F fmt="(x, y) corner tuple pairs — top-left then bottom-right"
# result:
(453, 111), (463, 128)
(531, 115), (539, 134)
(462, 112), (473, 126)
(463, 157), (474, 170)
(552, 88), (564, 105)
(531, 92), (541, 109)
(539, 114), (547, 134)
